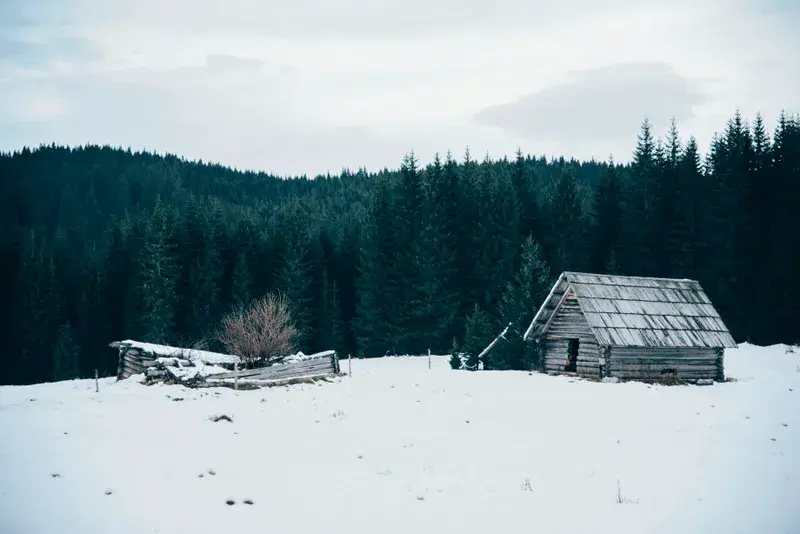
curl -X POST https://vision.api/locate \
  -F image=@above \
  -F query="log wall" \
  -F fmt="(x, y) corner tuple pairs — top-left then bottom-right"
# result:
(540, 290), (602, 378)
(116, 347), (157, 379)
(607, 347), (724, 381)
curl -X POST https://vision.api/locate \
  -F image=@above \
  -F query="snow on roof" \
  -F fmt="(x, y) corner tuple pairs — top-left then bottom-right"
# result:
(115, 340), (240, 365)
(524, 272), (737, 349)
(283, 350), (335, 363)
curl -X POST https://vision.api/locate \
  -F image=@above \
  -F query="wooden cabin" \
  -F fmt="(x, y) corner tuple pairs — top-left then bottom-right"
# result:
(523, 272), (737, 382)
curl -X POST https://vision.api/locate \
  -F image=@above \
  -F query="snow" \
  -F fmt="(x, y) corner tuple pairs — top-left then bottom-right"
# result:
(1, 343), (799, 534)
(283, 349), (336, 363)
(118, 339), (240, 365)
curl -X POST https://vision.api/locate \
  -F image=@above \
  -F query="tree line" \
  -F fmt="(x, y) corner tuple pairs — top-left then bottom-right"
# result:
(1, 110), (798, 384)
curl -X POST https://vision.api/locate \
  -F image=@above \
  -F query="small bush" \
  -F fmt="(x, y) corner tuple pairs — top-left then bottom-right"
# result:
(218, 293), (299, 368)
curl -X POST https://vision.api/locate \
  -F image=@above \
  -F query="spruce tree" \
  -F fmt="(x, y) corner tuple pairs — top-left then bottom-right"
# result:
(138, 196), (178, 344)
(511, 148), (539, 244)
(589, 160), (622, 273)
(423, 153), (461, 345)
(681, 136), (707, 279)
(498, 236), (552, 333)
(461, 304), (493, 371)
(549, 165), (585, 273)
(52, 322), (80, 381)
(276, 237), (313, 349)
(620, 118), (658, 274)
(355, 179), (403, 356)
(230, 251), (252, 310)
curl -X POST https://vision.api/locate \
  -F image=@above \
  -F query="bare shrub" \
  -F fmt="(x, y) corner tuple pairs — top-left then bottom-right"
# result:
(616, 479), (639, 504)
(218, 293), (299, 368)
(522, 476), (533, 492)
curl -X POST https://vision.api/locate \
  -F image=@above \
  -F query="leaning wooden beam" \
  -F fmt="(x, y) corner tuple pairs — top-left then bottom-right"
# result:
(524, 272), (565, 340)
(478, 324), (510, 360)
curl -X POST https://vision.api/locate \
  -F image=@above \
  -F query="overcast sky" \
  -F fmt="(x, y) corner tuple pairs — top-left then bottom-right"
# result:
(1, 0), (798, 177)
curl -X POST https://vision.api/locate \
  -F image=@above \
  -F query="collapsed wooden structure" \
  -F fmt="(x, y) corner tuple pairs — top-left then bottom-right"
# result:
(523, 272), (737, 382)
(111, 340), (340, 388)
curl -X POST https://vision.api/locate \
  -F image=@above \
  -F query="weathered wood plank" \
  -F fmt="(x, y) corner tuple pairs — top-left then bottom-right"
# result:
(610, 364), (719, 372)
(544, 362), (600, 371)
(611, 347), (717, 356)
(211, 358), (334, 380)
(610, 367), (717, 378)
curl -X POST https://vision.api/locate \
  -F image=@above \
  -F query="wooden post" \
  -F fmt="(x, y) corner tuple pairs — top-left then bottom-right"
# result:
(348, 353), (352, 377)
(428, 349), (431, 370)
(234, 361), (239, 391)
(94, 369), (99, 393)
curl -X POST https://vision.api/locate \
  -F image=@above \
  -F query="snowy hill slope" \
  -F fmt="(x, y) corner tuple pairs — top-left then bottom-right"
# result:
(1, 344), (798, 534)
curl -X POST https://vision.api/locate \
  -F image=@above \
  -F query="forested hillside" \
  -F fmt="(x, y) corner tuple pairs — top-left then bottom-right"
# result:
(2, 111), (798, 385)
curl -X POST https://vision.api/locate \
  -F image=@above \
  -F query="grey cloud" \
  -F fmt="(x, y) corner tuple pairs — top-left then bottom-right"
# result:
(472, 62), (707, 145)
(110, 53), (292, 91)
(204, 54), (263, 72)
(50, 0), (657, 40)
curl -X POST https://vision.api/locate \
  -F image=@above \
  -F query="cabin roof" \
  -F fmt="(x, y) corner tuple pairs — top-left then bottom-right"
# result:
(523, 272), (737, 349)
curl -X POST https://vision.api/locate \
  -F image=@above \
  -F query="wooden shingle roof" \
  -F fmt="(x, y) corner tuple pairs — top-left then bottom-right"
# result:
(524, 272), (737, 348)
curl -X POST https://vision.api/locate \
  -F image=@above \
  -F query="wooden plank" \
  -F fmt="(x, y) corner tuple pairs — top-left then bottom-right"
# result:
(611, 347), (719, 354)
(232, 362), (334, 381)
(123, 364), (144, 375)
(540, 286), (574, 336)
(609, 351), (719, 358)
(610, 364), (719, 372)
(609, 362), (714, 370)
(122, 354), (144, 366)
(213, 360), (334, 381)
(242, 365), (334, 382)
(211, 357), (333, 379)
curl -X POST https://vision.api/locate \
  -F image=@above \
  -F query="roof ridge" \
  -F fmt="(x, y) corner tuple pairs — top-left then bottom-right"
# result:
(563, 271), (697, 283)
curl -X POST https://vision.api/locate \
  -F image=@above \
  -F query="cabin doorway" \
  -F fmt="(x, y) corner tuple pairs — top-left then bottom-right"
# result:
(566, 339), (579, 372)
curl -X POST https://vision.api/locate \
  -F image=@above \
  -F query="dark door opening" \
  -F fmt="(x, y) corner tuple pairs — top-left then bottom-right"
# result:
(566, 339), (579, 372)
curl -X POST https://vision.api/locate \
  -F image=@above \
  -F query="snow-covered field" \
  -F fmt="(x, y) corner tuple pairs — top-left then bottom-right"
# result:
(1, 344), (799, 534)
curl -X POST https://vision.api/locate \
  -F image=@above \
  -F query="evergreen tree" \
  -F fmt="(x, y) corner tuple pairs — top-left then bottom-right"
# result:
(230, 251), (252, 309)
(355, 179), (403, 356)
(620, 118), (659, 275)
(589, 159), (622, 272)
(275, 237), (313, 349)
(138, 196), (178, 344)
(423, 153), (461, 344)
(681, 136), (708, 279)
(461, 304), (493, 371)
(52, 322), (80, 381)
(549, 165), (585, 273)
(498, 236), (552, 333)
(511, 148), (539, 244)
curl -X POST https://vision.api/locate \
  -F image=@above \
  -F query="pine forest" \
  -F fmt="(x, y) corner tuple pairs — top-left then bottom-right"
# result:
(2, 111), (799, 385)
